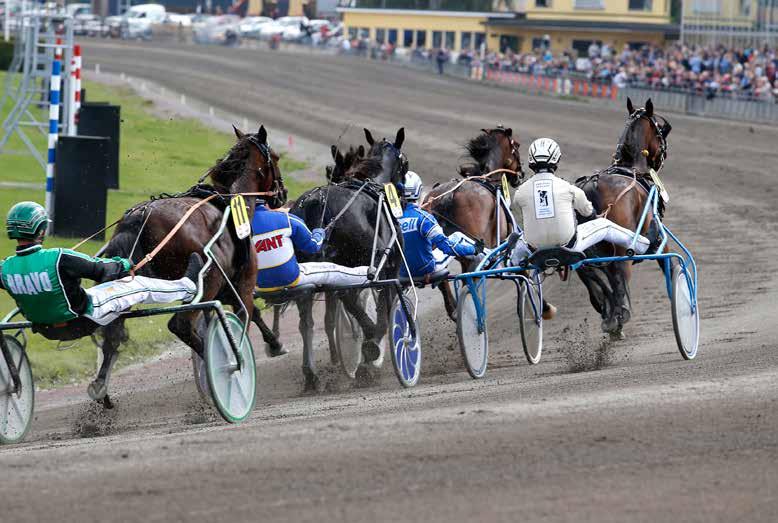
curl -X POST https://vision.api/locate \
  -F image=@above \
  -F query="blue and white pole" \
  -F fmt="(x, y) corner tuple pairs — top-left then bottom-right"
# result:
(45, 46), (62, 227)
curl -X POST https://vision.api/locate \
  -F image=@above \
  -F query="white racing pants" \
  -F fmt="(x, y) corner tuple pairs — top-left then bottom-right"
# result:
(296, 262), (370, 288)
(509, 218), (649, 266)
(84, 275), (197, 326)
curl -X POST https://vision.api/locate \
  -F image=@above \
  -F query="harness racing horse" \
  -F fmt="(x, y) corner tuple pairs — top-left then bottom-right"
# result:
(277, 127), (407, 390)
(422, 127), (524, 319)
(90, 125), (286, 405)
(576, 98), (672, 338)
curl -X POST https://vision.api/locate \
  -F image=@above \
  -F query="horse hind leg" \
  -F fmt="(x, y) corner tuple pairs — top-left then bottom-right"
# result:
(323, 292), (340, 365)
(297, 295), (319, 392)
(250, 306), (286, 357)
(88, 319), (127, 408)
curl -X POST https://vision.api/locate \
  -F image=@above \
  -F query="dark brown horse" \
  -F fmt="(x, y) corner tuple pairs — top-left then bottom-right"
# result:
(576, 98), (671, 337)
(92, 125), (286, 403)
(422, 127), (524, 319)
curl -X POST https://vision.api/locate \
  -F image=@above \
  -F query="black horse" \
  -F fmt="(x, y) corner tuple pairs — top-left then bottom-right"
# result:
(267, 127), (407, 390)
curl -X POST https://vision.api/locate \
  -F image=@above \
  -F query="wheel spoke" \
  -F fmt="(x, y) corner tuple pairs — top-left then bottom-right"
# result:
(9, 394), (25, 425)
(232, 374), (250, 410)
(0, 394), (9, 434)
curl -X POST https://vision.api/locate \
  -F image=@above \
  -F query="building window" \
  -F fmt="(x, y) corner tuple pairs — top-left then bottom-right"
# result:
(348, 27), (357, 39)
(628, 0), (652, 10)
(360, 28), (370, 38)
(376, 28), (385, 43)
(388, 29), (397, 44)
(432, 30), (442, 48)
(572, 39), (593, 57)
(416, 30), (426, 48)
(499, 35), (520, 53)
(535, 0), (551, 6)
(692, 0), (721, 14)
(445, 31), (455, 49)
(573, 0), (605, 8)
(461, 32), (472, 50)
(403, 29), (414, 47)
(474, 32), (486, 50)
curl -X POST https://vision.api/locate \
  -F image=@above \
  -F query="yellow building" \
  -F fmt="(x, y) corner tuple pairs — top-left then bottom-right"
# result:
(338, 0), (679, 55)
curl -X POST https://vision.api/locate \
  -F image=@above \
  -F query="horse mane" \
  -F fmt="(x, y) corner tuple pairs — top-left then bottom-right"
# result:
(206, 137), (253, 191)
(458, 132), (501, 178)
(345, 157), (383, 181)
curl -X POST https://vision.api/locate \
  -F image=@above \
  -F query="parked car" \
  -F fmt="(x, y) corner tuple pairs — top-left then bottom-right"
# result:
(258, 16), (307, 41)
(165, 13), (193, 27)
(238, 16), (271, 39)
(193, 15), (241, 46)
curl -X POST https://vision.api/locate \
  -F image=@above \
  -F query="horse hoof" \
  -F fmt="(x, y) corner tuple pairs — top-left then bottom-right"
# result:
(102, 395), (115, 410)
(370, 348), (384, 369)
(609, 330), (626, 341)
(355, 365), (380, 388)
(362, 340), (381, 363)
(542, 303), (557, 320)
(303, 373), (320, 393)
(87, 380), (107, 401)
(264, 342), (288, 358)
(619, 308), (632, 325)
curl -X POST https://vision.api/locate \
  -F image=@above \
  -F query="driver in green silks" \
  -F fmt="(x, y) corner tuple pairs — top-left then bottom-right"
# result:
(0, 201), (203, 329)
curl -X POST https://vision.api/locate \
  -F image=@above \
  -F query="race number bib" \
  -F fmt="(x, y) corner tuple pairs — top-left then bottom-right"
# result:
(384, 183), (403, 219)
(649, 168), (670, 204)
(501, 174), (511, 200)
(533, 179), (555, 219)
(230, 195), (251, 239)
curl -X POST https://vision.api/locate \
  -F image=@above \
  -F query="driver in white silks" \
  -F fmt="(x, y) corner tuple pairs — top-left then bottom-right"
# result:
(251, 198), (371, 292)
(509, 138), (651, 266)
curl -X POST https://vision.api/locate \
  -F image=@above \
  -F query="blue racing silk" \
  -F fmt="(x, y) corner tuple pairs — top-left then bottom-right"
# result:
(251, 205), (324, 291)
(398, 203), (476, 277)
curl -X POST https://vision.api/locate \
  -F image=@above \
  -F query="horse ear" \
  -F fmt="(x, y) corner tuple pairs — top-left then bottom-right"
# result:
(394, 127), (405, 150)
(645, 99), (654, 117)
(627, 97), (635, 115)
(357, 145), (365, 157)
(504, 127), (513, 138)
(233, 125), (245, 140)
(364, 128), (375, 146)
(330, 145), (338, 160)
(257, 125), (267, 144)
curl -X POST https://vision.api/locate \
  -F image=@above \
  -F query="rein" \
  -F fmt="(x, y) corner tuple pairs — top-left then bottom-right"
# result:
(598, 169), (637, 220)
(421, 168), (518, 209)
(321, 180), (370, 233)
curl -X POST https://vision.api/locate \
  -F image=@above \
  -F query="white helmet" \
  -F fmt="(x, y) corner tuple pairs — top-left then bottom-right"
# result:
(403, 171), (423, 201)
(528, 138), (561, 171)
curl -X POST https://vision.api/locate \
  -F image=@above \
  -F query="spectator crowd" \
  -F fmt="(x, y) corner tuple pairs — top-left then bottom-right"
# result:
(478, 41), (778, 102)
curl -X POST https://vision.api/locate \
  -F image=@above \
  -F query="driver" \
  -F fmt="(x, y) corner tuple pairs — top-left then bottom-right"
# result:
(509, 138), (652, 266)
(0, 202), (203, 328)
(251, 198), (370, 291)
(398, 171), (482, 279)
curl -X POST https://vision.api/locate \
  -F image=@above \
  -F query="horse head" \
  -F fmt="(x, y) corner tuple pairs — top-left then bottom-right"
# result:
(363, 127), (408, 185)
(615, 98), (672, 173)
(463, 127), (524, 186)
(219, 125), (287, 208)
(327, 144), (365, 183)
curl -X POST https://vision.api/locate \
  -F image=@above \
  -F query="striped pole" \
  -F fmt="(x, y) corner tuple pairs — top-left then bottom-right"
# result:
(72, 45), (82, 131)
(45, 46), (63, 225)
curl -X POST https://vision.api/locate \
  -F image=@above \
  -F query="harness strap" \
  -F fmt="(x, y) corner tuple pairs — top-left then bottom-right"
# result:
(131, 190), (277, 275)
(599, 169), (637, 220)
(322, 181), (369, 233)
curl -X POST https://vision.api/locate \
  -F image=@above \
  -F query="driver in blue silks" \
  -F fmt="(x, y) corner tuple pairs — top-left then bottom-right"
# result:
(398, 171), (482, 279)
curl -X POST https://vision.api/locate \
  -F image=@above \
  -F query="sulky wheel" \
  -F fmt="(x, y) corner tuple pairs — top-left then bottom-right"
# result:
(518, 273), (543, 365)
(204, 312), (257, 423)
(671, 263), (700, 360)
(457, 286), (489, 379)
(0, 335), (35, 445)
(389, 294), (421, 388)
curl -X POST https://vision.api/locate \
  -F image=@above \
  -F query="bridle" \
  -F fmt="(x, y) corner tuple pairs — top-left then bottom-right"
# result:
(613, 109), (668, 173)
(247, 134), (287, 208)
(377, 140), (408, 184)
(485, 126), (525, 182)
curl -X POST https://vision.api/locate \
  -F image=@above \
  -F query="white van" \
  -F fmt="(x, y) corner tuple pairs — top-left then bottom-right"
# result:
(115, 3), (166, 40)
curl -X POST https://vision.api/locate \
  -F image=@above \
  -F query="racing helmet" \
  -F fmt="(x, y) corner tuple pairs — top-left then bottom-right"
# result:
(403, 171), (423, 201)
(6, 201), (50, 240)
(527, 138), (562, 172)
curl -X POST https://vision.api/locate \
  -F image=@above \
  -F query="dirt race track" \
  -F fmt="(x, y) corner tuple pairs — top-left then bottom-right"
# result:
(2, 40), (777, 522)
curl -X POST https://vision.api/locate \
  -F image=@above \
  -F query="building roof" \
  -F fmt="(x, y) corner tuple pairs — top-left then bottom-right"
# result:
(485, 16), (679, 37)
